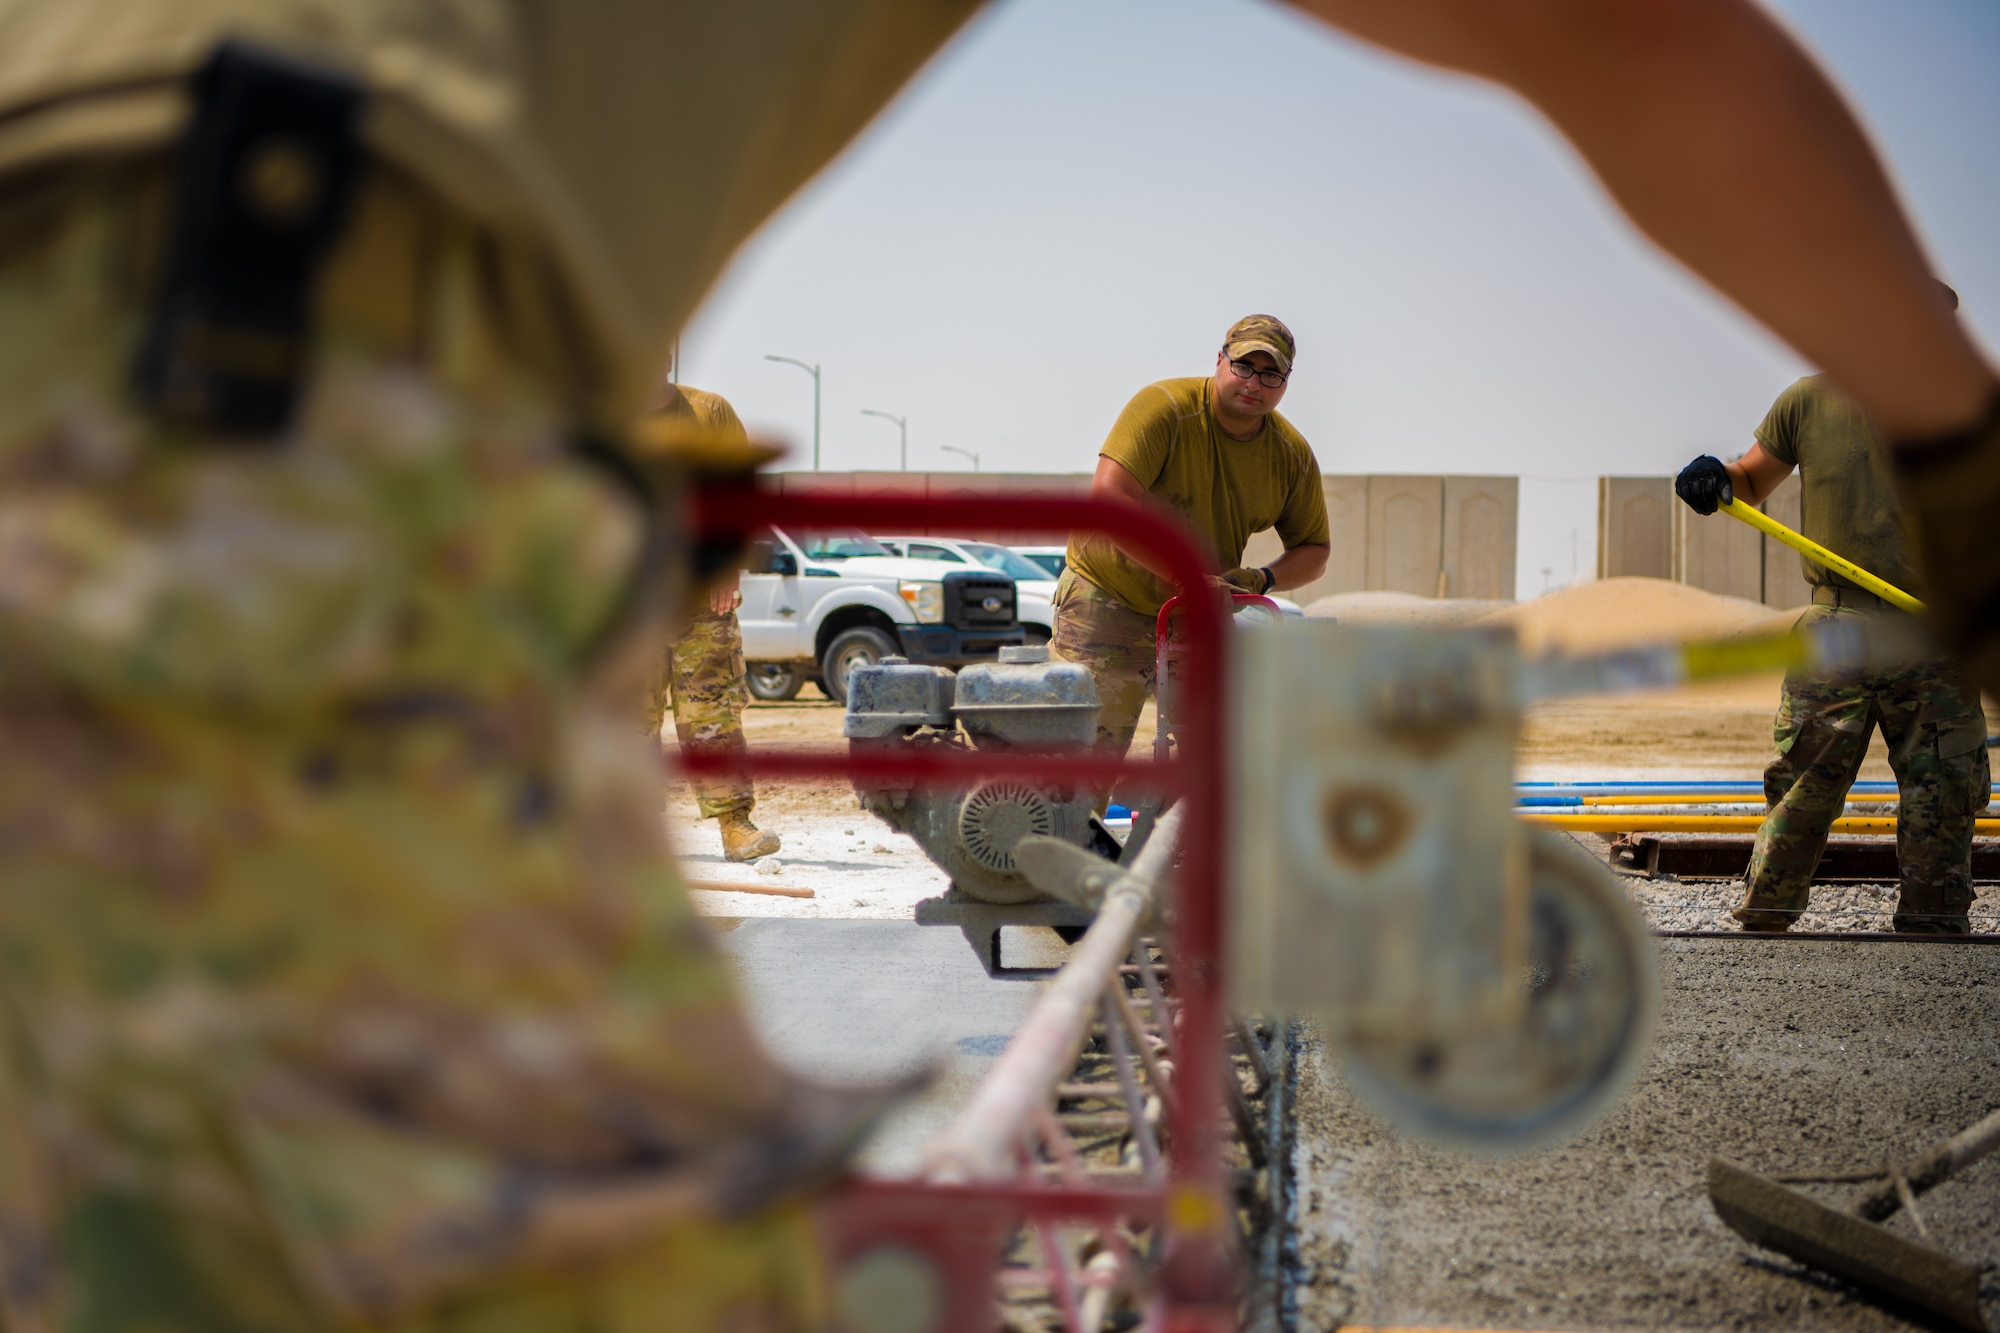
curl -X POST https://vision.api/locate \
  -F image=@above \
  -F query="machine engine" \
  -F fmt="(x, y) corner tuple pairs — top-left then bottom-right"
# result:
(845, 644), (1103, 904)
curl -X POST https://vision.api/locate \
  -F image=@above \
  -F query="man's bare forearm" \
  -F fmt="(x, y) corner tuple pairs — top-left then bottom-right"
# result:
(1283, 0), (1994, 439)
(1724, 440), (1794, 507)
(1267, 542), (1330, 592)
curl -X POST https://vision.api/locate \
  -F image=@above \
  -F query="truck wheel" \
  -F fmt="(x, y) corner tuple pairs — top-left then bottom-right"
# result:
(820, 626), (899, 705)
(745, 662), (804, 702)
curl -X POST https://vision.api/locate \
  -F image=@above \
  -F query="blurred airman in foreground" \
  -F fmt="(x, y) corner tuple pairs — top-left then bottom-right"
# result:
(0, 7), (965, 1329)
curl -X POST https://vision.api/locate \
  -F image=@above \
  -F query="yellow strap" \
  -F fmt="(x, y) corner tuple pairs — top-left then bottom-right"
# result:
(1719, 497), (1925, 614)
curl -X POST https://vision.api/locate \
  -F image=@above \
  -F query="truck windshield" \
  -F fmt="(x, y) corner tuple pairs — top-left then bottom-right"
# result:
(962, 543), (1051, 582)
(790, 528), (892, 560)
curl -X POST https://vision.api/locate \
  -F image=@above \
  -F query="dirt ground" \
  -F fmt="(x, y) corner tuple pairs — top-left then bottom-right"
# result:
(1515, 677), (1821, 781)
(700, 675), (1879, 802)
(718, 677), (1813, 784)
(665, 680), (1946, 917)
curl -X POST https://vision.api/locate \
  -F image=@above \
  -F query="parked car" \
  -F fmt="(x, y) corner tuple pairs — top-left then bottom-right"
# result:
(873, 537), (1056, 643)
(1011, 544), (1067, 580)
(737, 527), (1024, 703)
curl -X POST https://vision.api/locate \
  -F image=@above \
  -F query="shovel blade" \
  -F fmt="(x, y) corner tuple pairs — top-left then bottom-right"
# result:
(1708, 1158), (1988, 1332)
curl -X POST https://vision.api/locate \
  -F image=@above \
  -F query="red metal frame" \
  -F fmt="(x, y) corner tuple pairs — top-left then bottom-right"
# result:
(679, 483), (1238, 1330)
(1153, 592), (1280, 764)
(1154, 592), (1282, 656)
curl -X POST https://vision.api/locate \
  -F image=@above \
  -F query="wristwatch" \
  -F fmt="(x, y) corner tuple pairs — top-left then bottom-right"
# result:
(1259, 566), (1276, 595)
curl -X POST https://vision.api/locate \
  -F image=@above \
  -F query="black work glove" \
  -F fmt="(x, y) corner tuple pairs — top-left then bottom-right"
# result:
(1674, 454), (1733, 516)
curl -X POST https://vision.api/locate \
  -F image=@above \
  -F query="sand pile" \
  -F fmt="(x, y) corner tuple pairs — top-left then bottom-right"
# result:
(1478, 577), (1806, 711)
(1304, 590), (1511, 627)
(1298, 580), (1805, 708)
(1474, 577), (1801, 656)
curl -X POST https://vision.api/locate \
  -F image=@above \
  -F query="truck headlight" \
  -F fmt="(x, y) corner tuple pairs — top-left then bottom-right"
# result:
(899, 580), (945, 624)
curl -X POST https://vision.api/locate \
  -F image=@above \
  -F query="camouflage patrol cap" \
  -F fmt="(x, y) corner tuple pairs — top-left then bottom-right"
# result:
(1223, 314), (1295, 373)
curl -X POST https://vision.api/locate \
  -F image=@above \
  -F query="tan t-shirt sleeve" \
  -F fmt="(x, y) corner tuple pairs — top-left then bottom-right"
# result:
(1275, 450), (1331, 550)
(1754, 379), (1807, 468)
(1099, 384), (1181, 487)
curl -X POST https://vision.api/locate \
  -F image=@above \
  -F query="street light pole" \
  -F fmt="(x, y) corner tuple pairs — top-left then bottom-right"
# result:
(764, 354), (821, 470)
(860, 409), (908, 471)
(939, 444), (980, 473)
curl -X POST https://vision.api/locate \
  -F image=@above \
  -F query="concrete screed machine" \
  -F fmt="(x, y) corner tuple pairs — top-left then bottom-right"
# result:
(841, 588), (1661, 1149)
(695, 483), (1934, 1331)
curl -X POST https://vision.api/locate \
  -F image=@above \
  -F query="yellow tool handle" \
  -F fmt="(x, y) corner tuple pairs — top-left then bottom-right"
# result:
(1526, 812), (2000, 835)
(1719, 496), (1925, 614)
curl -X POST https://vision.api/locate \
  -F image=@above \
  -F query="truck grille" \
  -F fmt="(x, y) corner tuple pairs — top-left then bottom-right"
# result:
(943, 572), (1016, 630)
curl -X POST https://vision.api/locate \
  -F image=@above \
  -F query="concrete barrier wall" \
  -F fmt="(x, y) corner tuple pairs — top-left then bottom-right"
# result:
(1600, 473), (1818, 609)
(1444, 476), (1519, 601)
(1760, 474), (1814, 609)
(1598, 477), (1674, 580)
(768, 471), (1517, 602)
(1675, 504), (1764, 603)
(1366, 475), (1446, 597)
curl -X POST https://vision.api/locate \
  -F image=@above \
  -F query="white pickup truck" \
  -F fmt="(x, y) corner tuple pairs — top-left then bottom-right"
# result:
(738, 527), (1025, 703)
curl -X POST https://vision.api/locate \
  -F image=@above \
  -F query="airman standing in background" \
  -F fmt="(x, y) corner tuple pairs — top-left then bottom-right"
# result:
(641, 378), (783, 861)
(1675, 290), (1990, 933)
(1056, 314), (1331, 790)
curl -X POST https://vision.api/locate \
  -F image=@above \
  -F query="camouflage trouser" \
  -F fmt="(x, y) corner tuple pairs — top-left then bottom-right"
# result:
(1050, 571), (1159, 806)
(651, 599), (755, 818)
(1742, 605), (1991, 932)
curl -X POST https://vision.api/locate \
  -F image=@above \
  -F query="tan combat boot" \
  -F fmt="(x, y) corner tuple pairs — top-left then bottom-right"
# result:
(719, 810), (781, 862)
(1730, 892), (1797, 933)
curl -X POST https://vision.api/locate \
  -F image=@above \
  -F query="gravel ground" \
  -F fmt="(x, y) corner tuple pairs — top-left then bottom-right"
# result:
(1623, 874), (2000, 935)
(1289, 937), (2000, 1332)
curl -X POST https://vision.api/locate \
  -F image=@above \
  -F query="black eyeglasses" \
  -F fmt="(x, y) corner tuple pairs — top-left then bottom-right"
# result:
(1227, 358), (1288, 389)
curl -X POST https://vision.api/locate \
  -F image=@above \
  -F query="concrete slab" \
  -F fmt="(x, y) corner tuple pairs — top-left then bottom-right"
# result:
(712, 917), (1067, 1177)
(1289, 937), (2000, 1332)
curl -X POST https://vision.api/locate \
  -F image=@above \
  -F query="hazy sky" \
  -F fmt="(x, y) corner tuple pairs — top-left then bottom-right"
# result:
(679, 0), (2000, 596)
